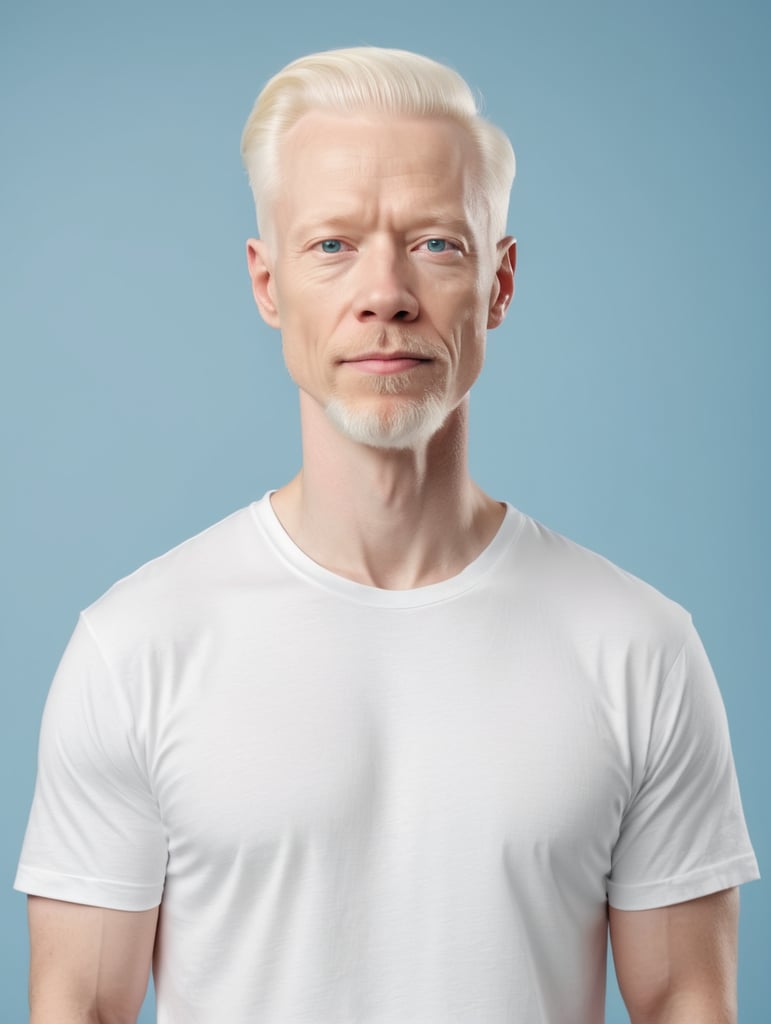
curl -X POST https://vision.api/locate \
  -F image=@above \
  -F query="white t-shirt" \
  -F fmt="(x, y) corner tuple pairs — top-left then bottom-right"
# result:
(16, 495), (759, 1022)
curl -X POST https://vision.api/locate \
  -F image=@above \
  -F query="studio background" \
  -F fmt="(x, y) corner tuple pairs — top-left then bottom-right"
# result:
(2, 0), (768, 1019)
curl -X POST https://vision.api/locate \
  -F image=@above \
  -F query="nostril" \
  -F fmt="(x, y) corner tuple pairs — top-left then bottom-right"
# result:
(355, 303), (417, 322)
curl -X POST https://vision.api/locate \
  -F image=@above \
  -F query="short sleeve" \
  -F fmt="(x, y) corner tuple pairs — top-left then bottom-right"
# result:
(15, 614), (167, 910)
(607, 620), (759, 910)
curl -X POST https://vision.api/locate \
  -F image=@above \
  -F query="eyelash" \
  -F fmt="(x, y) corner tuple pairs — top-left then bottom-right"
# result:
(315, 239), (351, 254)
(313, 238), (462, 255)
(419, 238), (460, 253)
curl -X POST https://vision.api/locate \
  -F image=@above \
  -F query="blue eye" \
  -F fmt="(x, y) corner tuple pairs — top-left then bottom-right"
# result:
(320, 239), (343, 253)
(426, 238), (449, 252)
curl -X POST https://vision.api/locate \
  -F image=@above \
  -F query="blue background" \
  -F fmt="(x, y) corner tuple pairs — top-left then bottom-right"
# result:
(2, 0), (768, 1019)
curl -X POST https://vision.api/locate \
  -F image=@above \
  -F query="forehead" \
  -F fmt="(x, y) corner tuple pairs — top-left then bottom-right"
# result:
(273, 110), (483, 232)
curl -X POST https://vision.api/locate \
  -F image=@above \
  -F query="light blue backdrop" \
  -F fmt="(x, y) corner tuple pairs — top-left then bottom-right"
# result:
(2, 0), (768, 1019)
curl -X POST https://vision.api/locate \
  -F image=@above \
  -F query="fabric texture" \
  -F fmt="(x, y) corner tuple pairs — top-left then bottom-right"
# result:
(16, 494), (759, 1022)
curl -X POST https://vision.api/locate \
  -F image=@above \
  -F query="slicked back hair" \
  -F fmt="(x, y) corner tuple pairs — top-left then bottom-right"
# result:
(240, 46), (515, 242)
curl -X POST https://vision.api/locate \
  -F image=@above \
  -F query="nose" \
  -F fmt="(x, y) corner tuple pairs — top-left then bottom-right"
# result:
(353, 244), (419, 323)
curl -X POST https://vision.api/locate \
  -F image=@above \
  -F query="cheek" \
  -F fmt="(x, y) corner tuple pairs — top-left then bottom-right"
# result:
(437, 272), (488, 318)
(277, 310), (310, 374)
(455, 308), (489, 380)
(453, 299), (488, 344)
(278, 313), (332, 391)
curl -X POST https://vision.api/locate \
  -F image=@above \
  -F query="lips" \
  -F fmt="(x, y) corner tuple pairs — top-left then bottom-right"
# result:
(342, 353), (430, 375)
(345, 351), (429, 362)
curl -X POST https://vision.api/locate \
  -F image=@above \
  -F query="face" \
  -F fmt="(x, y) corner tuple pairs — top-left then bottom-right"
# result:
(247, 110), (515, 450)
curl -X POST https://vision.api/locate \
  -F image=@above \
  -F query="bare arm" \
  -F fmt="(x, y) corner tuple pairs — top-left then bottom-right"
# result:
(28, 896), (159, 1024)
(609, 887), (739, 1024)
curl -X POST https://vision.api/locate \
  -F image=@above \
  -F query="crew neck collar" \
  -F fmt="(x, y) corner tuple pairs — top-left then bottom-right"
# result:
(249, 491), (523, 609)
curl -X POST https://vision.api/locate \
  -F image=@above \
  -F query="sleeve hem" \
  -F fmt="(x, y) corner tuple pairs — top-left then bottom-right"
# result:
(13, 864), (163, 912)
(607, 852), (760, 910)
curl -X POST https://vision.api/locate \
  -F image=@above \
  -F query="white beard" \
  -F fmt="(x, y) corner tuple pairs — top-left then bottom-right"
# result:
(325, 392), (448, 450)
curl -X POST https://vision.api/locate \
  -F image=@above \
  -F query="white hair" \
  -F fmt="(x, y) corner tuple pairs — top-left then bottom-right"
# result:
(240, 46), (516, 241)
(325, 391), (449, 450)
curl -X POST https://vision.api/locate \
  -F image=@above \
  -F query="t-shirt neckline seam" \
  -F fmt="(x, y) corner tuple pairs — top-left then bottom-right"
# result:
(248, 491), (523, 609)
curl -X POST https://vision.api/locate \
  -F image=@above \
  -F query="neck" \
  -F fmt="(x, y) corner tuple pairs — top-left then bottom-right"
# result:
(270, 393), (504, 589)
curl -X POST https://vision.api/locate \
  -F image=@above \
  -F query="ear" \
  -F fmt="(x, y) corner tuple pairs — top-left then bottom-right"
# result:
(487, 237), (516, 330)
(246, 238), (281, 328)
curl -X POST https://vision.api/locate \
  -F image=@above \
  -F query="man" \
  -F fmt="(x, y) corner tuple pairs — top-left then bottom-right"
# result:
(16, 47), (758, 1023)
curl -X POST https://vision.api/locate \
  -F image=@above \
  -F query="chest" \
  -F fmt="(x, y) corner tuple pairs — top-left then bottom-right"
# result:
(142, 608), (637, 886)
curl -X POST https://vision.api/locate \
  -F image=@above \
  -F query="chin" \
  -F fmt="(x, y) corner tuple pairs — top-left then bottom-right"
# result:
(325, 394), (449, 450)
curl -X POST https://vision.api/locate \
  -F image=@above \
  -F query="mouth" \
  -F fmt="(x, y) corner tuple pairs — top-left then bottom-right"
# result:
(341, 352), (431, 375)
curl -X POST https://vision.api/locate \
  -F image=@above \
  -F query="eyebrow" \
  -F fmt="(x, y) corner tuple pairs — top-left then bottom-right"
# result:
(290, 211), (476, 241)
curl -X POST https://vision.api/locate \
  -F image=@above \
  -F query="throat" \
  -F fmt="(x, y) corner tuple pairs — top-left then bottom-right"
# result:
(270, 471), (505, 591)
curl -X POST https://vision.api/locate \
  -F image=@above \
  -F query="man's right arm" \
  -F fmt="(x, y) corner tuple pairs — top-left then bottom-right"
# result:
(28, 896), (159, 1024)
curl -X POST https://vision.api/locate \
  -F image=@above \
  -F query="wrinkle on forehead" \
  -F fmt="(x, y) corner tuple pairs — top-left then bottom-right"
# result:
(272, 111), (489, 247)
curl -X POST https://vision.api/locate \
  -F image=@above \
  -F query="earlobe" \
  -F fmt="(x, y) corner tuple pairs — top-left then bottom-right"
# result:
(246, 238), (281, 328)
(487, 238), (516, 330)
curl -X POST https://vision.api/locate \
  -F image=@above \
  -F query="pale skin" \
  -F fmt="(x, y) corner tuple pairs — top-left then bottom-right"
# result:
(249, 111), (515, 590)
(27, 109), (742, 1021)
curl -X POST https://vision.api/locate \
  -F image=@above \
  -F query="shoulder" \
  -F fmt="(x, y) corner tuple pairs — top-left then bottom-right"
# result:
(81, 501), (268, 656)
(510, 510), (693, 658)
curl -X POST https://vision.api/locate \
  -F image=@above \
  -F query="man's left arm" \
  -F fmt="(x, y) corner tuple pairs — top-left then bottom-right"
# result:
(609, 887), (739, 1024)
